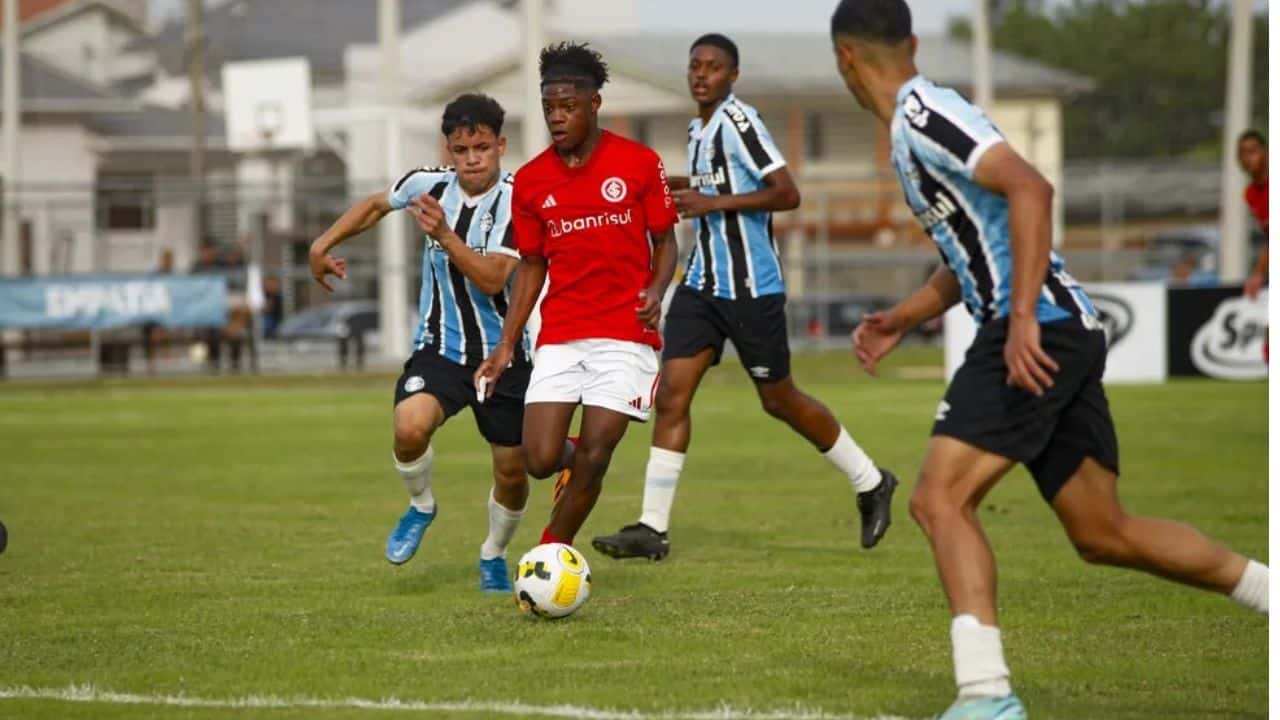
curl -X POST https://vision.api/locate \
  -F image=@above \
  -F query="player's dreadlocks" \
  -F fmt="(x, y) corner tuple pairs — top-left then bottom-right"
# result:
(539, 41), (610, 91)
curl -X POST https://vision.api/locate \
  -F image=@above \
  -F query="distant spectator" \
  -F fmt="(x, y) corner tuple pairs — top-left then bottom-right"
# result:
(191, 242), (228, 373)
(262, 276), (283, 338)
(142, 248), (176, 375)
(1239, 130), (1268, 299)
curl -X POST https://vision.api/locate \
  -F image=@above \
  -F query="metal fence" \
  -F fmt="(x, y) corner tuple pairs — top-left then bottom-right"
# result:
(0, 167), (1247, 378)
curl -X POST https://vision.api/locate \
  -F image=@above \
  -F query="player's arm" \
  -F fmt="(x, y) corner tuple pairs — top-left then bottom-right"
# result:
(637, 228), (680, 328)
(667, 175), (691, 191)
(307, 192), (392, 291)
(474, 255), (545, 396)
(852, 267), (959, 376)
(972, 142), (1059, 396)
(1245, 242), (1268, 299)
(674, 166), (800, 219)
(408, 194), (518, 295)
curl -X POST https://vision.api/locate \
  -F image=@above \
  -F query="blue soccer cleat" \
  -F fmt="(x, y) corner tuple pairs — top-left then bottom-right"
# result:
(385, 505), (436, 565)
(937, 695), (1027, 720)
(478, 556), (512, 593)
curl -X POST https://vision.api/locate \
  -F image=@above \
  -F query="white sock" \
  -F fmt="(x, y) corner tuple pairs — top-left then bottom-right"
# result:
(951, 614), (1012, 700)
(395, 446), (435, 513)
(637, 447), (684, 534)
(1230, 559), (1269, 614)
(823, 426), (882, 493)
(480, 488), (526, 560)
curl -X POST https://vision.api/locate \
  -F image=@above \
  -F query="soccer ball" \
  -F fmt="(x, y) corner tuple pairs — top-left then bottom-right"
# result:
(514, 543), (592, 619)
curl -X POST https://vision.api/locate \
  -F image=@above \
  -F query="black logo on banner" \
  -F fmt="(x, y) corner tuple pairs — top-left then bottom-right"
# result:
(1089, 293), (1134, 348)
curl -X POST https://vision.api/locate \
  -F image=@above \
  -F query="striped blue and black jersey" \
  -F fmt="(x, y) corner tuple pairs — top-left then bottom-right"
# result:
(890, 75), (1096, 326)
(388, 166), (529, 366)
(683, 93), (788, 300)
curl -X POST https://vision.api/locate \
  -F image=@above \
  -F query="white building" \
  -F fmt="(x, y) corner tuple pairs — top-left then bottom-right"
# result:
(1, 0), (1090, 280)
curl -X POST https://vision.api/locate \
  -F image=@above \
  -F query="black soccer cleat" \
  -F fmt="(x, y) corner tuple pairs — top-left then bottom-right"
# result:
(591, 523), (670, 561)
(856, 468), (898, 549)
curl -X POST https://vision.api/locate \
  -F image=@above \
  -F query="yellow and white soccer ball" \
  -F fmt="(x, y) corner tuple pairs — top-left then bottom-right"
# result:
(514, 543), (592, 619)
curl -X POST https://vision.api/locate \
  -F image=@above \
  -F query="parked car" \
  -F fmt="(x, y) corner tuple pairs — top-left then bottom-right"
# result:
(790, 293), (941, 340)
(275, 300), (418, 368)
(1129, 224), (1220, 284)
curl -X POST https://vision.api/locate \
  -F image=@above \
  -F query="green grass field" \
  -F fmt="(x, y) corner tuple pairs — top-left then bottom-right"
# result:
(0, 349), (1267, 719)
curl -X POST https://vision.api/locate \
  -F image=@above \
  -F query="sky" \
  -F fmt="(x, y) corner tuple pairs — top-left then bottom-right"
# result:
(146, 0), (975, 34)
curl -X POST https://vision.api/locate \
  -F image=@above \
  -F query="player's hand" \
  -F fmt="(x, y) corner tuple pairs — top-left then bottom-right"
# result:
(852, 311), (905, 376)
(672, 189), (717, 219)
(408, 194), (450, 240)
(1244, 270), (1266, 299)
(636, 288), (662, 329)
(1004, 315), (1059, 397)
(474, 341), (514, 400)
(309, 246), (347, 292)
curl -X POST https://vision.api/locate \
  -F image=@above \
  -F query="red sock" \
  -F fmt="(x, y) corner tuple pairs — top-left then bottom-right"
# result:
(541, 527), (570, 545)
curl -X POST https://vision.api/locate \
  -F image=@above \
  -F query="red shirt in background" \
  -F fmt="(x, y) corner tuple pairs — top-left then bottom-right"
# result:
(1245, 180), (1267, 230)
(512, 130), (678, 349)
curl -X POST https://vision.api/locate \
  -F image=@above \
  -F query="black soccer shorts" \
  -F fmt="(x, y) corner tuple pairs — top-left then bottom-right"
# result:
(661, 284), (791, 383)
(393, 348), (530, 448)
(932, 316), (1120, 503)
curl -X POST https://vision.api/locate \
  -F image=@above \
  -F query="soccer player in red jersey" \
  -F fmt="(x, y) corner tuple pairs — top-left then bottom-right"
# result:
(1239, 130), (1268, 299)
(475, 42), (680, 546)
(1238, 130), (1268, 363)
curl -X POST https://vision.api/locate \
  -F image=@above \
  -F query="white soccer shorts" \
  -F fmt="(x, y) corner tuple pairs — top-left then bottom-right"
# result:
(525, 339), (660, 421)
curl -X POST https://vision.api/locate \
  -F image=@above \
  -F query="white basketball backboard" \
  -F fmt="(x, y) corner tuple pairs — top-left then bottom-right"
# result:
(222, 58), (315, 152)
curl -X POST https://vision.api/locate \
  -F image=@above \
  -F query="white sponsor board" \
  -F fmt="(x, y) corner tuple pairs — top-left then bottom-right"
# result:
(943, 282), (1168, 384)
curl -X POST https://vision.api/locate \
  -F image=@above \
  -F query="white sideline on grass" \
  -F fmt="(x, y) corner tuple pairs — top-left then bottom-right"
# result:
(0, 684), (922, 720)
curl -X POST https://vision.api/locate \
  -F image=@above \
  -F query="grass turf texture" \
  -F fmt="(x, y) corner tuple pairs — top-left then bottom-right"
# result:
(0, 348), (1266, 719)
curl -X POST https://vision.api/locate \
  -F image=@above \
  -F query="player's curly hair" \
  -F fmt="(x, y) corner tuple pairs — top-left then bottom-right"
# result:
(539, 41), (609, 91)
(441, 93), (505, 137)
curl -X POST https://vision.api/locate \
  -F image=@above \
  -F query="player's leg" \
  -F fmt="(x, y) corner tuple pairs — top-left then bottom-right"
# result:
(1050, 458), (1263, 606)
(385, 352), (467, 565)
(521, 342), (589, 481)
(474, 366), (532, 592)
(477, 444), (528, 592)
(593, 285), (725, 559)
(386, 391), (446, 564)
(545, 340), (659, 545)
(742, 293), (896, 548)
(543, 404), (632, 545)
(911, 436), (1022, 717)
(592, 350), (715, 560)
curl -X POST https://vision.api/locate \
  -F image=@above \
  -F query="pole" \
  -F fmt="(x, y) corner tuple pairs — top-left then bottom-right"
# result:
(971, 0), (993, 110)
(522, 0), (545, 163)
(377, 0), (409, 361)
(2, 0), (20, 277)
(186, 0), (206, 254)
(1218, 0), (1254, 284)
(947, 0), (993, 379)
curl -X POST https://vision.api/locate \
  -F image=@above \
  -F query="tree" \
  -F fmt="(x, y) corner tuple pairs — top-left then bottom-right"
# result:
(950, 0), (1268, 159)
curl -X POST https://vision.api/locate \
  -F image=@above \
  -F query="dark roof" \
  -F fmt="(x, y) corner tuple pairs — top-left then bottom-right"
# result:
(0, 52), (227, 147)
(87, 105), (225, 141)
(8, 52), (137, 111)
(592, 33), (1093, 99)
(130, 0), (470, 81)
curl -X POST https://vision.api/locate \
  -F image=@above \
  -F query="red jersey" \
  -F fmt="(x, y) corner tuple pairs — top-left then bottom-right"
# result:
(512, 131), (678, 349)
(1245, 180), (1267, 230)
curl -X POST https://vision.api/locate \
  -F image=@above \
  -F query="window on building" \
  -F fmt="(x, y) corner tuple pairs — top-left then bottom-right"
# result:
(805, 113), (825, 161)
(96, 172), (156, 230)
(634, 117), (653, 148)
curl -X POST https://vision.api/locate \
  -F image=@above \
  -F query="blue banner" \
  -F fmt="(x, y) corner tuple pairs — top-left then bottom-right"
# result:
(0, 274), (228, 330)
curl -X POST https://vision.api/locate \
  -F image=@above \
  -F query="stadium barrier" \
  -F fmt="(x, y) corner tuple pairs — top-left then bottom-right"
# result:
(0, 274), (229, 377)
(944, 283), (1268, 384)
